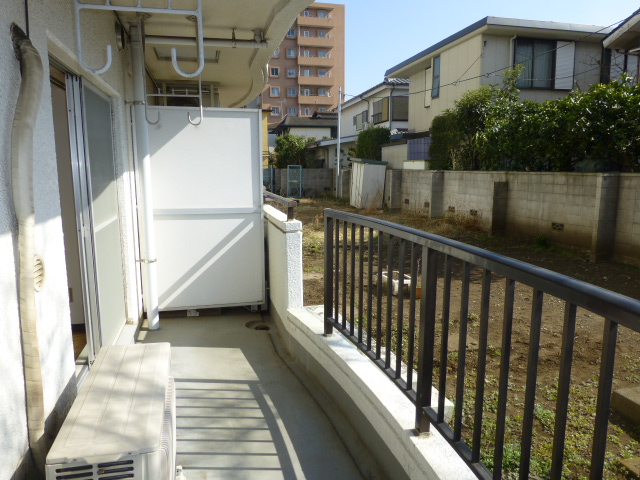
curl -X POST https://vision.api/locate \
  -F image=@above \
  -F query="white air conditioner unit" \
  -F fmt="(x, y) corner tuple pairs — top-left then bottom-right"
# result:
(46, 343), (176, 480)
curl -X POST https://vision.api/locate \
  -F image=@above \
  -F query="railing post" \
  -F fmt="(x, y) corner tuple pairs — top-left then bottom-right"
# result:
(590, 319), (618, 479)
(415, 246), (438, 433)
(324, 214), (334, 335)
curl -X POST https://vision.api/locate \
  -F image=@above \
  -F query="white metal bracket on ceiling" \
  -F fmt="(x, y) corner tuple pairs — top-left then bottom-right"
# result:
(74, 0), (204, 78)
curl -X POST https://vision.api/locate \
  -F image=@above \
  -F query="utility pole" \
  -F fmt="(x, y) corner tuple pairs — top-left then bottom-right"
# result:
(336, 86), (342, 197)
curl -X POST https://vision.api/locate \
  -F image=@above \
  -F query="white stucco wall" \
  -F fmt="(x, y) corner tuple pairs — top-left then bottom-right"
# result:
(264, 205), (303, 324)
(0, 1), (138, 476)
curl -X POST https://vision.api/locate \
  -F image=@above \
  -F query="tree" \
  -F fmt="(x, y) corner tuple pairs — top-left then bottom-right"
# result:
(274, 134), (308, 168)
(355, 126), (390, 161)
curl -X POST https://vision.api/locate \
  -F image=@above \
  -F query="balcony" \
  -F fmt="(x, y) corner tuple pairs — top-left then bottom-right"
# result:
(298, 54), (333, 67)
(297, 16), (334, 28)
(297, 35), (333, 48)
(297, 94), (335, 106)
(298, 74), (334, 87)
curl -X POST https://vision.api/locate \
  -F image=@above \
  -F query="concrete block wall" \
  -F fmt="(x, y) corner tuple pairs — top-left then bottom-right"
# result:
(398, 171), (640, 266)
(400, 170), (434, 215)
(505, 173), (597, 249)
(615, 174), (640, 265)
(441, 172), (508, 231)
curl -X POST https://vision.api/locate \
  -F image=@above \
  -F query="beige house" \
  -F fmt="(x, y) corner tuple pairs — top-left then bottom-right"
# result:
(385, 17), (612, 135)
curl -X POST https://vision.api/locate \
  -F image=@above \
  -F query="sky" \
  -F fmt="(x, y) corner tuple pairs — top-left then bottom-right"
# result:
(326, 0), (640, 98)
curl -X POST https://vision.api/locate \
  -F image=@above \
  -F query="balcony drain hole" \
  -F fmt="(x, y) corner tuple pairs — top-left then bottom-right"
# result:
(255, 324), (270, 331)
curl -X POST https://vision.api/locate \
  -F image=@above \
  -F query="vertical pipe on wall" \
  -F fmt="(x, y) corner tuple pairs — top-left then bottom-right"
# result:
(11, 23), (48, 475)
(130, 22), (160, 330)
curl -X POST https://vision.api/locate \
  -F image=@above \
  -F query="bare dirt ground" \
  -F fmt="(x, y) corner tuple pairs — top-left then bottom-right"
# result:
(292, 197), (640, 479)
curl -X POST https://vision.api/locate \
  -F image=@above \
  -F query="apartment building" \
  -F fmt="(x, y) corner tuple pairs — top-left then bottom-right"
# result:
(264, 2), (345, 129)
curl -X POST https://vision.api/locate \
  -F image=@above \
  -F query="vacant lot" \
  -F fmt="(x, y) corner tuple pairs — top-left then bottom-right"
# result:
(292, 197), (640, 479)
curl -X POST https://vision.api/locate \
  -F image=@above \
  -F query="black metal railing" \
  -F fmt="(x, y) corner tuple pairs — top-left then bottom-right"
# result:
(264, 192), (297, 221)
(323, 209), (640, 479)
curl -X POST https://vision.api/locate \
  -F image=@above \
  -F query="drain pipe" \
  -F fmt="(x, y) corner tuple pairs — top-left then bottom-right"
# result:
(10, 23), (48, 475)
(130, 21), (160, 330)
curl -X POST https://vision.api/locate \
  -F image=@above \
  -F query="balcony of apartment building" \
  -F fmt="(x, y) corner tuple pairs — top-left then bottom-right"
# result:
(296, 12), (334, 28)
(297, 71), (334, 86)
(297, 52), (334, 67)
(297, 90), (334, 105)
(133, 191), (640, 479)
(297, 32), (334, 48)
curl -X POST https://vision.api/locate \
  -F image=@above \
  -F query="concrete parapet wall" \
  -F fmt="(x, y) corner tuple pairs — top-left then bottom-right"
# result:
(398, 171), (640, 266)
(276, 307), (474, 480)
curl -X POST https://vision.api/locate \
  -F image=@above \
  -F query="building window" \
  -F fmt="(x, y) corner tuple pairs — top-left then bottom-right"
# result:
(303, 10), (310, 17)
(431, 55), (440, 98)
(319, 107), (327, 112)
(273, 47), (279, 57)
(286, 48), (296, 58)
(270, 87), (280, 97)
(318, 69), (327, 77)
(318, 30), (327, 38)
(303, 69), (310, 77)
(318, 88), (327, 96)
(272, 106), (281, 116)
(303, 50), (311, 57)
(353, 110), (368, 131)
(391, 96), (409, 121)
(270, 67), (279, 77)
(286, 29), (295, 38)
(304, 30), (310, 37)
(287, 87), (296, 97)
(514, 38), (555, 89)
(318, 10), (327, 18)
(304, 107), (311, 116)
(288, 107), (297, 116)
(302, 88), (311, 96)
(319, 50), (327, 58)
(372, 98), (389, 124)
(287, 68), (296, 78)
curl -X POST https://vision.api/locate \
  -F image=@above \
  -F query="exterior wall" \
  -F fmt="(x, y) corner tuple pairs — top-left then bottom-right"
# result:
(1, 1), (139, 476)
(408, 36), (483, 133)
(381, 142), (408, 170)
(397, 171), (640, 265)
(288, 126), (332, 138)
(409, 35), (482, 132)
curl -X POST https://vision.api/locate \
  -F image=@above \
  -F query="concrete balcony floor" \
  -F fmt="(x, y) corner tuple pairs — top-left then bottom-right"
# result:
(137, 310), (365, 480)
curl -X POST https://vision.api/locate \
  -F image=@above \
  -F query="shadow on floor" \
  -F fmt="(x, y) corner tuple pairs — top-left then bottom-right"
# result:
(138, 310), (363, 480)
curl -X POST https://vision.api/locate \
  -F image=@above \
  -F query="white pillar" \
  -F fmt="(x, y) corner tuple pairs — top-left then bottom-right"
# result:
(130, 22), (160, 330)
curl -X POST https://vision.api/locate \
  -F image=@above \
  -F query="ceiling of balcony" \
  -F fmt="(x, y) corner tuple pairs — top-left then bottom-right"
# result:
(113, 0), (313, 107)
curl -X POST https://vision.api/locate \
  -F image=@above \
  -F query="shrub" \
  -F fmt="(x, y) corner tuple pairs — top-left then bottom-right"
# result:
(355, 126), (390, 161)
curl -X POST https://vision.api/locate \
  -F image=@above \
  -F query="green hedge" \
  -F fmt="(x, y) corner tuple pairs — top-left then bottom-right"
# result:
(430, 70), (640, 172)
